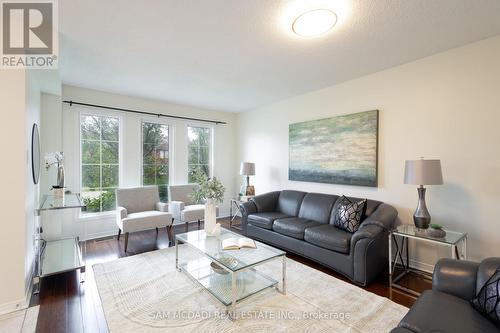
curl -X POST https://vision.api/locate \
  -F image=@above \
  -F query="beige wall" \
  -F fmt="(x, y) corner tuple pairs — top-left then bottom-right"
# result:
(237, 35), (500, 270)
(0, 69), (41, 313)
(0, 70), (28, 312)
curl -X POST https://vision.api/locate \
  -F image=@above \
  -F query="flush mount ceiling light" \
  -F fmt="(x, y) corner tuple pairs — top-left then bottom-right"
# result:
(292, 9), (337, 37)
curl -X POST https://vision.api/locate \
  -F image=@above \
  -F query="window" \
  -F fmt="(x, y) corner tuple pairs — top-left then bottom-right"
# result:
(142, 122), (170, 202)
(80, 114), (120, 213)
(187, 125), (211, 182)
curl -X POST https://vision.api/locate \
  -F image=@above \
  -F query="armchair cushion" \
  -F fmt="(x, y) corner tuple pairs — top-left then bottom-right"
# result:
(398, 290), (499, 333)
(116, 187), (159, 214)
(181, 204), (206, 222)
(168, 185), (197, 206)
(304, 224), (352, 254)
(120, 211), (172, 233)
(273, 217), (320, 240)
(248, 212), (291, 230)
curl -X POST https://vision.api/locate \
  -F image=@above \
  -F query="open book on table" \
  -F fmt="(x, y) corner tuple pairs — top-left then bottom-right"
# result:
(221, 237), (257, 250)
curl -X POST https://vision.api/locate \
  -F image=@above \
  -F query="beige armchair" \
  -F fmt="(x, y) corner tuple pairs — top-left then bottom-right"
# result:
(116, 186), (173, 252)
(168, 184), (219, 229)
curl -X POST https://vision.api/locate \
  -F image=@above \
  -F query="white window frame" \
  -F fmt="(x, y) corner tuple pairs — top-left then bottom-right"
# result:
(186, 123), (214, 180)
(140, 118), (173, 201)
(77, 109), (124, 217)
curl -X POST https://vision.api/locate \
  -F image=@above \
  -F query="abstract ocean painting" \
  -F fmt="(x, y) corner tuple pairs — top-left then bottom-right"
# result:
(289, 110), (379, 187)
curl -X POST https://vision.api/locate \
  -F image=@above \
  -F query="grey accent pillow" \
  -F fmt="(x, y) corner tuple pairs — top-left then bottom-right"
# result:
(333, 196), (367, 233)
(471, 266), (500, 327)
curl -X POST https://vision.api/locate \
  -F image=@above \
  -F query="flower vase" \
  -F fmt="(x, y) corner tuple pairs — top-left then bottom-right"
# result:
(204, 198), (217, 236)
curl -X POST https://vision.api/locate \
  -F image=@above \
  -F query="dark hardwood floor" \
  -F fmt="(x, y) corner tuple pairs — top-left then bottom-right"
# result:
(30, 217), (430, 332)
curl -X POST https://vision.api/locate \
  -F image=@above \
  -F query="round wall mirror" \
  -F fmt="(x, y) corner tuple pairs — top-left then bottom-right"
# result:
(32, 124), (41, 184)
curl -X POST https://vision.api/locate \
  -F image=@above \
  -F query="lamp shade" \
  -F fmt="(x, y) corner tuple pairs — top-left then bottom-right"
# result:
(240, 162), (255, 176)
(404, 159), (443, 185)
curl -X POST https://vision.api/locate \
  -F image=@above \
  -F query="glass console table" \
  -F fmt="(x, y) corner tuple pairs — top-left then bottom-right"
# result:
(34, 193), (87, 294)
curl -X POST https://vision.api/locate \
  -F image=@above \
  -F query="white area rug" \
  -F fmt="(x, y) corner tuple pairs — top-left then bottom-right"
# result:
(93, 246), (407, 332)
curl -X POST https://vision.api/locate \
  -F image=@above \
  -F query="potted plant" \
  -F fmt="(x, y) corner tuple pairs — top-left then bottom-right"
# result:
(190, 168), (225, 236)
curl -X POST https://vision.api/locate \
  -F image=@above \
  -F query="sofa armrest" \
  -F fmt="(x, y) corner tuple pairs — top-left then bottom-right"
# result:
(432, 258), (479, 301)
(351, 224), (384, 244)
(360, 203), (398, 230)
(169, 201), (185, 220)
(239, 201), (257, 236)
(156, 202), (169, 212)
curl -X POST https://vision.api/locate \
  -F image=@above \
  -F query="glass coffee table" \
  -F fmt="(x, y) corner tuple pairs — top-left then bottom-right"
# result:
(175, 228), (286, 316)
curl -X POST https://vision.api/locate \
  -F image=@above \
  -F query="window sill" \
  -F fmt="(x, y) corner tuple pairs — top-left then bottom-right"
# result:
(78, 211), (116, 222)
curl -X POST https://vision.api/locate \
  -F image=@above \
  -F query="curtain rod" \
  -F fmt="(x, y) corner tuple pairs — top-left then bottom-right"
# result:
(62, 100), (227, 125)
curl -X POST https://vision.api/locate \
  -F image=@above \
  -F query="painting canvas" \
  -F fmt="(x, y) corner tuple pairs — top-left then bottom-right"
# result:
(289, 110), (379, 187)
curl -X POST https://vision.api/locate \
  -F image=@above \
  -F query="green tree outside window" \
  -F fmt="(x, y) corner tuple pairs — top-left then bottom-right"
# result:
(142, 122), (169, 202)
(81, 114), (120, 213)
(187, 126), (211, 183)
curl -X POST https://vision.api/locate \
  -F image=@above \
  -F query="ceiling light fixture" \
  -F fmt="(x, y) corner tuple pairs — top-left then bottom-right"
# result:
(292, 9), (337, 37)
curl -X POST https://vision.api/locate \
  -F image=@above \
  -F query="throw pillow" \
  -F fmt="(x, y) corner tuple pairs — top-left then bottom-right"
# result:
(332, 196), (367, 233)
(471, 266), (500, 327)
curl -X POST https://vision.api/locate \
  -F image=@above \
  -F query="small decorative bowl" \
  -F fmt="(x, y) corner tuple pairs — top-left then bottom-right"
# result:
(426, 228), (446, 238)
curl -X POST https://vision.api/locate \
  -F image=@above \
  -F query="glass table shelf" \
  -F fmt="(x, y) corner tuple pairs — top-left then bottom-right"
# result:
(179, 257), (278, 306)
(176, 228), (286, 316)
(393, 224), (467, 245)
(37, 193), (86, 214)
(34, 192), (87, 294)
(40, 238), (84, 277)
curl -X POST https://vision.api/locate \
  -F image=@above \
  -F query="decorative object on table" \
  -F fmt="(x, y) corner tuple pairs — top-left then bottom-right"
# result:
(210, 261), (229, 275)
(190, 167), (226, 236)
(426, 223), (446, 238)
(221, 237), (256, 250)
(210, 253), (239, 274)
(289, 110), (379, 187)
(471, 265), (500, 327)
(404, 158), (443, 229)
(31, 124), (41, 185)
(332, 196), (367, 233)
(45, 152), (65, 188)
(240, 162), (256, 196)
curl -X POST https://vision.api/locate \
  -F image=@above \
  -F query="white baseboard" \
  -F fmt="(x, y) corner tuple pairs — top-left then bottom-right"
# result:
(0, 297), (28, 316)
(408, 258), (434, 274)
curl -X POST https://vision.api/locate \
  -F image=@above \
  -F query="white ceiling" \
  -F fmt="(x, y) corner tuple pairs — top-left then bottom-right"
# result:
(60, 0), (500, 112)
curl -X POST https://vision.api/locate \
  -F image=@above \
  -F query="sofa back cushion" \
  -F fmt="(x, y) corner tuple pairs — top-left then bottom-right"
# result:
(330, 196), (382, 224)
(252, 191), (280, 212)
(277, 190), (306, 216)
(298, 193), (338, 223)
(116, 186), (159, 214)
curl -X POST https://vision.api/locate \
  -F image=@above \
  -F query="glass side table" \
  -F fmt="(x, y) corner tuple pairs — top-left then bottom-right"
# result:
(229, 197), (254, 230)
(389, 224), (467, 296)
(34, 193), (87, 294)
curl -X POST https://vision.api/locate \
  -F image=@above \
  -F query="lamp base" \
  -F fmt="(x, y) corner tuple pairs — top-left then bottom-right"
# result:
(413, 186), (431, 229)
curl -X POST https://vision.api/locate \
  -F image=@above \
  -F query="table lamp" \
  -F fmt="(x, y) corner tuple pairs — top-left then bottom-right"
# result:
(240, 162), (255, 196)
(404, 158), (443, 229)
